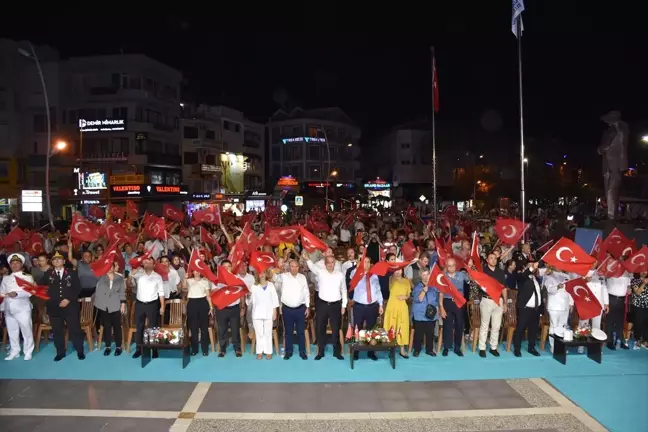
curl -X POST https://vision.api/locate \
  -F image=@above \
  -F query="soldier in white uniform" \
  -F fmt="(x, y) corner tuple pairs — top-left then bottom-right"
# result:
(0, 253), (35, 360)
(544, 267), (574, 352)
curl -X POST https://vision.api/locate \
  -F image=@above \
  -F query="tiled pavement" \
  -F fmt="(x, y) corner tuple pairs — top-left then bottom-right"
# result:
(0, 378), (606, 432)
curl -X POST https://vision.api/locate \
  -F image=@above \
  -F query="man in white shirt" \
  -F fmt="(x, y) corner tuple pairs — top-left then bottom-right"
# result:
(310, 248), (341, 286)
(305, 252), (347, 360)
(544, 268), (574, 352)
(341, 247), (357, 291)
(339, 226), (351, 245)
(144, 238), (165, 261)
(128, 257), (165, 359)
(604, 269), (629, 349)
(581, 266), (609, 331)
(0, 254), (35, 360)
(276, 259), (310, 360)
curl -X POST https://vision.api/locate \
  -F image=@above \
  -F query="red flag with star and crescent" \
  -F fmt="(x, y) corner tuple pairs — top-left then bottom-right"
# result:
(187, 248), (218, 283)
(466, 266), (504, 302)
(429, 264), (465, 308)
(299, 226), (328, 253)
(564, 277), (603, 320)
(597, 256), (626, 278)
(622, 245), (648, 274)
(14, 276), (50, 300)
(602, 227), (633, 259)
(541, 237), (595, 277)
(211, 285), (249, 310)
(249, 250), (276, 274)
(494, 217), (527, 246)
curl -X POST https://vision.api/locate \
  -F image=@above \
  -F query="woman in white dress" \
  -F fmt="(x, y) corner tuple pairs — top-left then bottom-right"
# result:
(247, 269), (279, 359)
(0, 253), (35, 360)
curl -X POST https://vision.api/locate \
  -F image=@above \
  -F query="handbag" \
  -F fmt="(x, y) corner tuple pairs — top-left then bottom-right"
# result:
(424, 304), (437, 320)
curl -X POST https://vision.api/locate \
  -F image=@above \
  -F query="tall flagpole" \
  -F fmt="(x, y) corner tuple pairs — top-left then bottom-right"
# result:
(430, 46), (437, 228)
(516, 17), (525, 226)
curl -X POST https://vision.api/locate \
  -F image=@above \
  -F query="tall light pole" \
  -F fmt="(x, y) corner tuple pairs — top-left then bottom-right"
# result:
(318, 128), (332, 211)
(18, 42), (56, 230)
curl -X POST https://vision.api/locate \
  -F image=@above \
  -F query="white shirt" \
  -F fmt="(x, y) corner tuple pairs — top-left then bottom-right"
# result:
(525, 276), (542, 308)
(276, 272), (309, 308)
(247, 281), (279, 320)
(340, 228), (351, 243)
(310, 258), (342, 288)
(133, 269), (164, 302)
(144, 239), (165, 260)
(341, 260), (356, 278)
(306, 260), (347, 308)
(186, 278), (212, 299)
(354, 221), (365, 231)
(0, 272), (34, 314)
(544, 271), (573, 311)
(162, 267), (181, 299)
(586, 270), (609, 307)
(606, 272), (631, 297)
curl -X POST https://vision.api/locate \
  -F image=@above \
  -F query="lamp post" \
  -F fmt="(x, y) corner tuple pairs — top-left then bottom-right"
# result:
(18, 42), (56, 230)
(641, 135), (648, 144)
(318, 128), (332, 211)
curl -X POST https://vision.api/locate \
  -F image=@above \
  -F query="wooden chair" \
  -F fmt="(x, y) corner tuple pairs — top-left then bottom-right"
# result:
(467, 300), (481, 352)
(503, 289), (518, 352)
(161, 299), (185, 330)
(34, 304), (52, 352)
(436, 317), (465, 352)
(539, 291), (550, 351)
(125, 303), (144, 353)
(78, 298), (96, 351)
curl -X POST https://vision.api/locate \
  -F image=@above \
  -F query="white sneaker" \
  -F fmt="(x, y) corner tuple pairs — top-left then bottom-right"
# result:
(4, 353), (19, 361)
(24, 354), (32, 361)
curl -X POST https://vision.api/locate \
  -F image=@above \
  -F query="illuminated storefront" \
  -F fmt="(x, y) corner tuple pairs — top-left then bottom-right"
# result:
(364, 178), (392, 209)
(245, 191), (271, 212)
(220, 153), (247, 194)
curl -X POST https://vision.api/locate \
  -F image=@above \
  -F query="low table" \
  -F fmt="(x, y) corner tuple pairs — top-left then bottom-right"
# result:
(349, 342), (396, 370)
(141, 340), (190, 369)
(549, 334), (603, 365)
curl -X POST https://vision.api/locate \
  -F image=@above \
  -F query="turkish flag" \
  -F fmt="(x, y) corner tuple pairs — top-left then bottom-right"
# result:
(144, 215), (166, 240)
(541, 237), (596, 276)
(622, 245), (648, 273)
(494, 217), (528, 245)
(250, 251), (276, 274)
(240, 211), (257, 228)
(470, 231), (482, 272)
(590, 235), (603, 260)
(90, 243), (125, 276)
(129, 247), (154, 270)
(432, 54), (440, 113)
(187, 248), (218, 283)
(429, 264), (465, 308)
(163, 204), (184, 222)
(216, 265), (246, 287)
(88, 205), (105, 220)
(300, 226), (328, 253)
(211, 285), (249, 310)
(70, 214), (99, 243)
(602, 228), (633, 259)
(349, 245), (368, 292)
(153, 262), (169, 281)
(104, 221), (127, 246)
(126, 200), (139, 219)
(191, 205), (221, 226)
(565, 277), (603, 320)
(368, 260), (412, 277)
(200, 226), (222, 254)
(466, 266), (504, 301)
(405, 206), (417, 222)
(14, 276), (50, 300)
(109, 204), (125, 220)
(597, 256), (626, 278)
(25, 233), (45, 257)
(401, 240), (418, 261)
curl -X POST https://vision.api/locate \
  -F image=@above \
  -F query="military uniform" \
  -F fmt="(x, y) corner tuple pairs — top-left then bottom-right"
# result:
(39, 261), (84, 359)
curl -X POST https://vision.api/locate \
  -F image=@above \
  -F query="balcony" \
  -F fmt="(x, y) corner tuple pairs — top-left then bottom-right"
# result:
(153, 123), (176, 132)
(147, 153), (182, 166)
(89, 86), (119, 96)
(243, 139), (261, 149)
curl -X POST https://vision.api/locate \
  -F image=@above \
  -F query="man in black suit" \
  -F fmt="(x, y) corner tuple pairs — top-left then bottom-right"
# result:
(513, 261), (542, 357)
(40, 251), (85, 361)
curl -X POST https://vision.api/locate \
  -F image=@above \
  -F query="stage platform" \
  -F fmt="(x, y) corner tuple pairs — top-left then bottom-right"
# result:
(1, 342), (645, 432)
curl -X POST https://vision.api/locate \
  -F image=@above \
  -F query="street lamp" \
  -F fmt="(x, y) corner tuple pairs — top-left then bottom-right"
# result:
(330, 170), (338, 177)
(19, 42), (56, 230)
(55, 140), (68, 152)
(316, 128), (332, 211)
(642, 135), (648, 144)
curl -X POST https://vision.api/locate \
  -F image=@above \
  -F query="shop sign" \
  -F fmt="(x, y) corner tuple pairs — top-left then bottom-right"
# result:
(110, 184), (188, 198)
(295, 195), (304, 206)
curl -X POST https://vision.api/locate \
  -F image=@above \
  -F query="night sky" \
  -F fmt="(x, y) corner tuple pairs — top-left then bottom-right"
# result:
(3, 5), (647, 171)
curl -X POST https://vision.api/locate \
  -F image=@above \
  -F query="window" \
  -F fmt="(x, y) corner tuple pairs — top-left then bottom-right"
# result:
(183, 126), (199, 139)
(307, 126), (319, 137)
(223, 120), (232, 131)
(150, 171), (164, 184)
(309, 145), (319, 160)
(271, 146), (280, 161)
(234, 124), (240, 133)
(271, 163), (281, 179)
(329, 146), (337, 161)
(271, 127), (280, 142)
(166, 143), (180, 155)
(184, 152), (198, 164)
(309, 164), (320, 178)
(205, 129), (215, 140)
(33, 114), (47, 133)
(401, 159), (411, 165)
(401, 143), (410, 149)
(111, 73), (120, 87)
(109, 137), (129, 153)
(291, 165), (302, 178)
(129, 77), (141, 89)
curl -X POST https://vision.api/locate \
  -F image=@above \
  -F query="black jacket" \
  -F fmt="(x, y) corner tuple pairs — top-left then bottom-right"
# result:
(516, 268), (542, 310)
(40, 268), (81, 316)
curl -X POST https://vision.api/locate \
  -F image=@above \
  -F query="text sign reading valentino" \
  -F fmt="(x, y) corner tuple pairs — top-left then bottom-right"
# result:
(110, 184), (188, 198)
(78, 118), (127, 133)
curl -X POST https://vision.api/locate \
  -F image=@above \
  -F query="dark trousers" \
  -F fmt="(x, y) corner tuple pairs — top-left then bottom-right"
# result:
(633, 307), (648, 342)
(216, 304), (241, 352)
(353, 302), (379, 356)
(316, 300), (342, 356)
(187, 298), (210, 354)
(100, 308), (122, 348)
(607, 295), (626, 345)
(282, 304), (307, 355)
(442, 298), (464, 351)
(413, 319), (436, 353)
(50, 306), (84, 356)
(513, 306), (539, 351)
(135, 299), (160, 346)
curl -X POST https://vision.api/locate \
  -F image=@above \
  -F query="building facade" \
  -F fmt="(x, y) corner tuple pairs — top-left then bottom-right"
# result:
(267, 107), (361, 186)
(181, 104), (265, 196)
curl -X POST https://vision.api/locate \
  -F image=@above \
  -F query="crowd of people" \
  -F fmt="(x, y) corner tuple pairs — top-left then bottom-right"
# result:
(0, 202), (646, 364)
